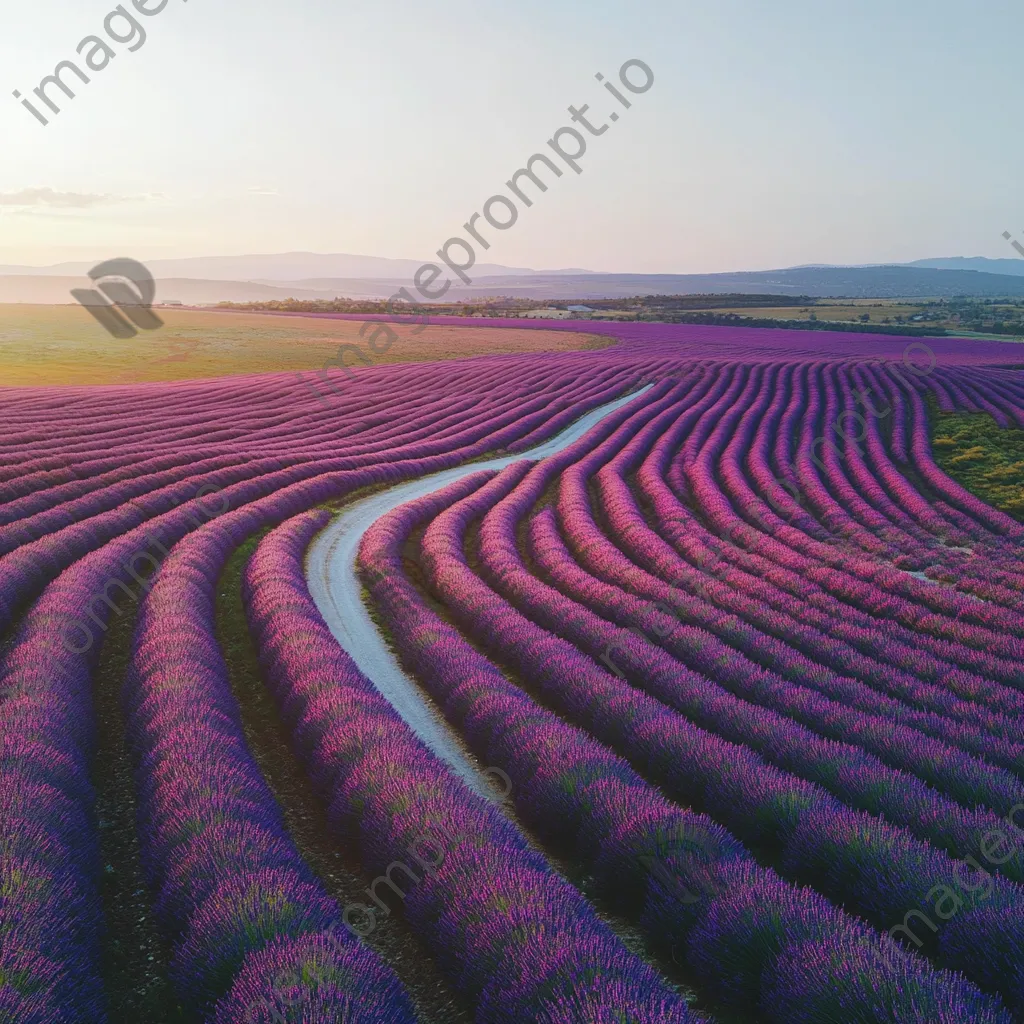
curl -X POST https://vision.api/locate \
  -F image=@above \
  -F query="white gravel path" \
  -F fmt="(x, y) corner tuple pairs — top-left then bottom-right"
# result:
(305, 385), (653, 799)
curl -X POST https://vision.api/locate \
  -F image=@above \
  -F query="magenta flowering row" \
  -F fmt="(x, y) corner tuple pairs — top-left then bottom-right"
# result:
(362, 468), (1012, 1021)
(474, 429), (1024, 1009)
(555, 410), (1024, 817)
(2, 322), (1024, 1019)
(0, 362), (653, 1017)
(244, 507), (697, 1022)
(123, 493), (424, 1020)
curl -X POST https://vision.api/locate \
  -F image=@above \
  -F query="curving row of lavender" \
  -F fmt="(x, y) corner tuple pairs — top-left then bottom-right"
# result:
(245, 508), (696, 1022)
(359, 466), (1011, 1022)
(376, 350), (1024, 1015)
(1, 321), (1023, 1021)
(351, 344), (1024, 1019)
(0, 348), (687, 1021)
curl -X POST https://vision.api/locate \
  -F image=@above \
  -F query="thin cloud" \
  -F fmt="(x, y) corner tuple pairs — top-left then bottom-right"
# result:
(0, 188), (137, 209)
(247, 187), (279, 196)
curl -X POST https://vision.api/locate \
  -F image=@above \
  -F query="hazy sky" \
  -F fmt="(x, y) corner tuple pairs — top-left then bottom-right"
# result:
(1, 0), (1022, 272)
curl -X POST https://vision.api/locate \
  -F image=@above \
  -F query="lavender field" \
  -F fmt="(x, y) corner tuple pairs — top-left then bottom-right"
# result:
(2, 319), (1024, 1022)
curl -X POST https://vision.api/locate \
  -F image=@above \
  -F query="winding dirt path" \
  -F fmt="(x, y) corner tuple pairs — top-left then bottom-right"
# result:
(305, 386), (653, 797)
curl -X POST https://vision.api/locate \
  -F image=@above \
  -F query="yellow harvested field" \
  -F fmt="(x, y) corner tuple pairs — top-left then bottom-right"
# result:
(0, 306), (612, 386)
(707, 302), (927, 322)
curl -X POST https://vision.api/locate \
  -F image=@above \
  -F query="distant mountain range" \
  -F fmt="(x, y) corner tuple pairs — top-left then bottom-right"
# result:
(2, 253), (1024, 304)
(784, 257), (1024, 279)
(0, 252), (592, 282)
(907, 257), (1024, 277)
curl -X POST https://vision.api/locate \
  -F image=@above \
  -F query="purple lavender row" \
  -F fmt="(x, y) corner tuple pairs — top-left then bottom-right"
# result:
(905, 367), (1024, 538)
(527, 507), (1023, 878)
(0, 460), (414, 1020)
(832, 365), (953, 557)
(0, 449), (234, 525)
(728, 361), (1024, 655)
(748, 363), (1024, 680)
(957, 367), (1024, 429)
(369, 471), (1010, 1021)
(469, 453), (1024, 1009)
(641, 413), (1024, 761)
(247, 508), (695, 1023)
(723, 366), (1024, 653)
(835, 364), (1024, 605)
(125, 501), (416, 1021)
(652, 361), (1024, 673)
(0, 357), (631, 479)
(0, 477), (283, 1020)
(812, 364), (926, 555)
(581, 431), (1024, 813)
(0, 452), (254, 556)
(0, 364), (477, 492)
(566, 492), (1024, 819)
(797, 363), (1024, 607)
(622, 377), (1024, 723)
(692, 361), (1024, 642)
(0, 368), (634, 637)
(110, 375), (665, 1017)
(871, 363), (1024, 543)
(0, 567), (109, 1020)
(646, 385), (1024, 698)
(795, 364), (957, 546)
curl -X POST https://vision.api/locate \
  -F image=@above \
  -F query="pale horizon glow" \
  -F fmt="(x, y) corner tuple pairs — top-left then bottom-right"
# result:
(1, 0), (1021, 273)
